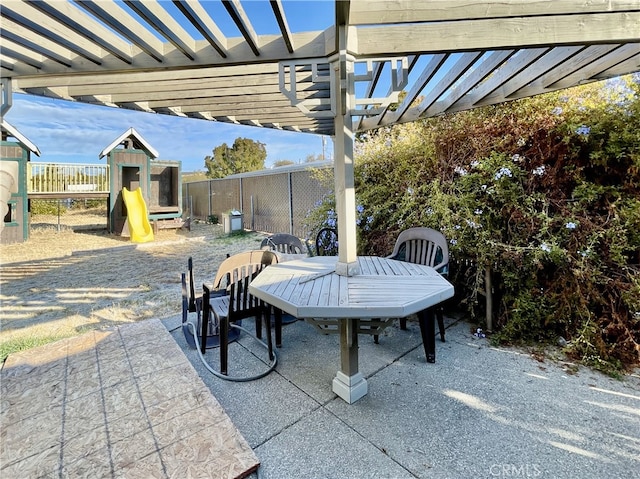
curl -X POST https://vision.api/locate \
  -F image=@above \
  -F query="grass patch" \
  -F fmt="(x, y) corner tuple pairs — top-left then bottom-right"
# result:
(215, 230), (262, 245)
(0, 334), (75, 364)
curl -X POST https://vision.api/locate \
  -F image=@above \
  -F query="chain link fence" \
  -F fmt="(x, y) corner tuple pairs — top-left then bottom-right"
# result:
(29, 198), (109, 232)
(27, 163), (333, 237)
(183, 162), (333, 239)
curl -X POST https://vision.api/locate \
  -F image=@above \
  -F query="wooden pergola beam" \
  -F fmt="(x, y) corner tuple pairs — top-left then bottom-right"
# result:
(355, 13), (640, 57)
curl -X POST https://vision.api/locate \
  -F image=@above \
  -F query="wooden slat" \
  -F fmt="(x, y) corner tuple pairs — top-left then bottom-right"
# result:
(355, 13), (640, 57)
(545, 44), (640, 89)
(0, 40), (46, 69)
(174, 0), (228, 58)
(496, 46), (587, 98)
(350, 0), (640, 25)
(249, 256), (454, 319)
(27, 0), (134, 64)
(447, 44), (640, 112)
(413, 52), (483, 116)
(1, 5), (102, 65)
(390, 54), (448, 121)
(85, 83), (294, 103)
(57, 72), (326, 97)
(124, 0), (196, 60)
(394, 48), (550, 127)
(223, 0), (261, 56)
(1, 1), (638, 139)
(270, 0), (294, 53)
(422, 50), (515, 118)
(512, 44), (630, 95)
(593, 53), (640, 79)
(76, 0), (166, 62)
(13, 63), (280, 88)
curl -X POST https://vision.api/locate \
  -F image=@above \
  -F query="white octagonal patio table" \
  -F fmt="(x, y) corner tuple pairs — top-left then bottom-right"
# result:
(249, 255), (454, 403)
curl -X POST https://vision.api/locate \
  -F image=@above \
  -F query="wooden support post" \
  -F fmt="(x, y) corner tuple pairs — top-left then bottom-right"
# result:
(333, 318), (367, 403)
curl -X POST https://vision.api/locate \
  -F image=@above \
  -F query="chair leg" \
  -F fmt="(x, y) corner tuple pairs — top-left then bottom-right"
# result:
(274, 307), (283, 348)
(373, 334), (379, 344)
(399, 318), (407, 330)
(264, 307), (274, 361)
(220, 315), (229, 376)
(437, 308), (445, 342)
(417, 308), (436, 363)
(200, 299), (209, 355)
(181, 273), (188, 324)
(255, 313), (263, 340)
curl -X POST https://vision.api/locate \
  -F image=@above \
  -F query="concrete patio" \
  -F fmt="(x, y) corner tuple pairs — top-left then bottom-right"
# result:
(2, 311), (639, 478)
(171, 314), (640, 479)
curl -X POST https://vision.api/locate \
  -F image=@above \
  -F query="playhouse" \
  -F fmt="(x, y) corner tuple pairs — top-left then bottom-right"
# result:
(99, 128), (183, 237)
(0, 120), (40, 244)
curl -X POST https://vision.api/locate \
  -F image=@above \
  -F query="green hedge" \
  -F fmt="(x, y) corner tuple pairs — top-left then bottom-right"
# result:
(308, 75), (640, 373)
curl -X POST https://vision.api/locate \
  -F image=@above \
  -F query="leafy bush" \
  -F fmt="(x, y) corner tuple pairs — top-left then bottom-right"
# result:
(30, 199), (67, 215)
(307, 75), (640, 372)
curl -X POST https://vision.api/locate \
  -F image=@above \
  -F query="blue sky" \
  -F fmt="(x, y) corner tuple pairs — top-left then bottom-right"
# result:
(4, 1), (336, 172)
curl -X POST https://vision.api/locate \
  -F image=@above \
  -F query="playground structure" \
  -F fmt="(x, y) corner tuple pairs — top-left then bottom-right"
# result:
(1, 120), (40, 244)
(0, 125), (183, 244)
(99, 128), (183, 238)
(0, 161), (19, 219)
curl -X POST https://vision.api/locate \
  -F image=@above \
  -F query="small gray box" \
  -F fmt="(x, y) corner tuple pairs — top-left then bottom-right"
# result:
(222, 210), (243, 233)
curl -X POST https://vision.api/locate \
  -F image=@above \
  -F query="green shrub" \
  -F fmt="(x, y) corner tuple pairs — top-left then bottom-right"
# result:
(30, 199), (67, 215)
(306, 74), (640, 372)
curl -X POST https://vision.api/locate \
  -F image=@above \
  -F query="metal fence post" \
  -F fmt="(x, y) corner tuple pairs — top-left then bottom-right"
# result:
(250, 195), (255, 230)
(288, 172), (294, 235)
(208, 180), (212, 220)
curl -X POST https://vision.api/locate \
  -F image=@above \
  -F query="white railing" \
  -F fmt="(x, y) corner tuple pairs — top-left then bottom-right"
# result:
(28, 162), (109, 194)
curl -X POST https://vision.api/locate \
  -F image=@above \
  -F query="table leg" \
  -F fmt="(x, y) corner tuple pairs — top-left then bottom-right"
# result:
(418, 308), (436, 363)
(332, 318), (368, 403)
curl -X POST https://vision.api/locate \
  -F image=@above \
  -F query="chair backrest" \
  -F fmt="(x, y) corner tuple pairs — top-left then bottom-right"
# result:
(388, 227), (449, 272)
(227, 266), (266, 321)
(315, 227), (339, 256)
(260, 233), (306, 254)
(204, 267), (266, 321)
(204, 253), (273, 323)
(211, 250), (279, 291)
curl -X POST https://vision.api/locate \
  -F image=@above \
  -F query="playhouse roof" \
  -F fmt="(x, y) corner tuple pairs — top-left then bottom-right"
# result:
(1, 120), (41, 157)
(98, 127), (159, 160)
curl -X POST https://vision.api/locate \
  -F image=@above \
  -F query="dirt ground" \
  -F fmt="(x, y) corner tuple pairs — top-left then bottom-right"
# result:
(0, 222), (269, 359)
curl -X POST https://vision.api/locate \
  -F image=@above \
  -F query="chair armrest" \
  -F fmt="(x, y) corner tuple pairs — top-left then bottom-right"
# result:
(203, 284), (228, 298)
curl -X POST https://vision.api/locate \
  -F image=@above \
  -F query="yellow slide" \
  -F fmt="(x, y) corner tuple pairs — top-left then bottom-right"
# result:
(121, 187), (154, 243)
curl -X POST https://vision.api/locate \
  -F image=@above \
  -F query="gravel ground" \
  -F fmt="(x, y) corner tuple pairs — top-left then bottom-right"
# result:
(0, 222), (269, 359)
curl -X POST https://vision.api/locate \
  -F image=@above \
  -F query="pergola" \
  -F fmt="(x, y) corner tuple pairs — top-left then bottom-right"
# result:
(1, 0), (639, 274)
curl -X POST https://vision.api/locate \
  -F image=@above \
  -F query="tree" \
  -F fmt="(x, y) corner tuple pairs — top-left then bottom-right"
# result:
(182, 171), (208, 182)
(273, 160), (296, 168)
(204, 137), (267, 178)
(304, 153), (325, 163)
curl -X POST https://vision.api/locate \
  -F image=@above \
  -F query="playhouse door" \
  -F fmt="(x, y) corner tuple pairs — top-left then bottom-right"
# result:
(113, 166), (142, 235)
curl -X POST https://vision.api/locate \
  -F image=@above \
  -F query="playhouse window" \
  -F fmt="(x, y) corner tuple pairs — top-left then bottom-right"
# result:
(3, 201), (16, 225)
